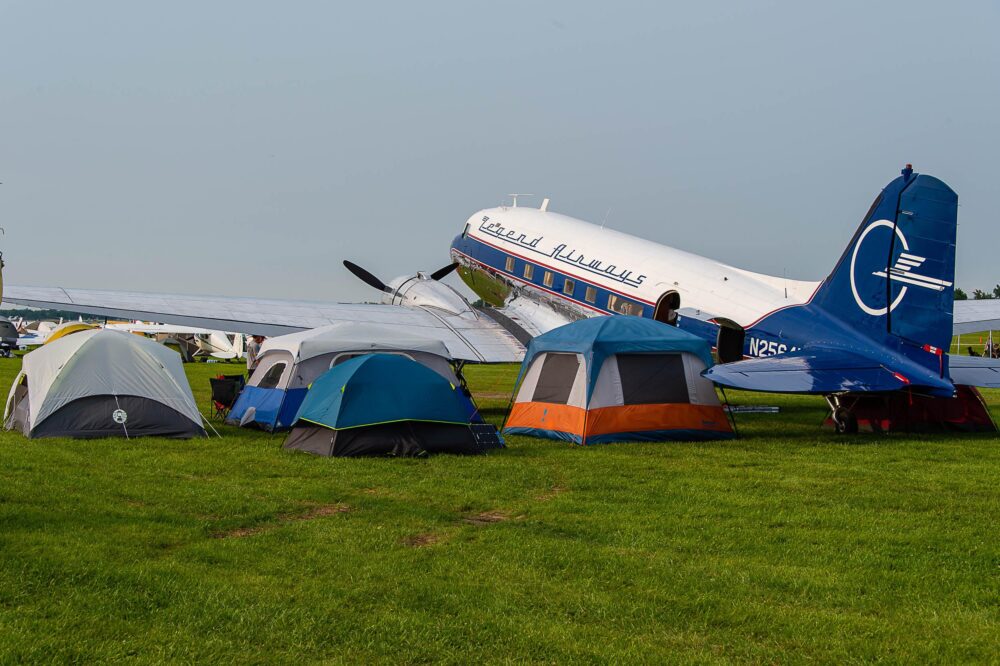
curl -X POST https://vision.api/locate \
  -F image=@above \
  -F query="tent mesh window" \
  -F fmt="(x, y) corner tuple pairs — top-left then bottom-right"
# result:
(531, 353), (580, 404)
(616, 353), (689, 404)
(331, 352), (413, 369)
(258, 362), (287, 389)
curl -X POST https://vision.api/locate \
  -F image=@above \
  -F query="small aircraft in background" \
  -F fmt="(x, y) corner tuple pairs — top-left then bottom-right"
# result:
(8, 315), (244, 361)
(12, 317), (60, 348)
(103, 322), (245, 361)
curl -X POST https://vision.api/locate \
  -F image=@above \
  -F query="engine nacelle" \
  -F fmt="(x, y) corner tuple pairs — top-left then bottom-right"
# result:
(381, 273), (477, 318)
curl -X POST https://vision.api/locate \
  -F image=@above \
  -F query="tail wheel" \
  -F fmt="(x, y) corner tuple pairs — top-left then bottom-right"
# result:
(833, 407), (858, 434)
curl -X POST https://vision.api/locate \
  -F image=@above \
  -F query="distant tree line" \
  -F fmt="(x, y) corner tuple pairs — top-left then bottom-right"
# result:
(0, 308), (94, 320)
(954, 286), (1000, 301)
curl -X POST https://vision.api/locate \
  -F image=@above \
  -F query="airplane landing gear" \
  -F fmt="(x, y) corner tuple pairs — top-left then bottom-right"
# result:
(825, 396), (859, 434)
(823, 388), (997, 434)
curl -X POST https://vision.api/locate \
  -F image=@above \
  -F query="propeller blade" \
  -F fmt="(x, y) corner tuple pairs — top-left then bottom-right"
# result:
(343, 260), (389, 292)
(430, 262), (459, 281)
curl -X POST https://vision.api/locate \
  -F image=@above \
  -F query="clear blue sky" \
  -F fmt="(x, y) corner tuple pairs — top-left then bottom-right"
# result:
(2, 1), (998, 301)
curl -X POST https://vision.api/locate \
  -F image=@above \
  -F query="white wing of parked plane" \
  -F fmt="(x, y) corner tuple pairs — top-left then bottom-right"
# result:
(3, 283), (526, 363)
(953, 300), (1000, 334)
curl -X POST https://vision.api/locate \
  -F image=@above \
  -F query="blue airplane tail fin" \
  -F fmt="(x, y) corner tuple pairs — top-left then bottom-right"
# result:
(812, 165), (958, 353)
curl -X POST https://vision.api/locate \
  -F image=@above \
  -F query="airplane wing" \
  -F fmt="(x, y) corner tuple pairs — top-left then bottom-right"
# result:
(703, 348), (920, 394)
(948, 355), (1000, 388)
(953, 300), (1000, 334)
(3, 285), (525, 363)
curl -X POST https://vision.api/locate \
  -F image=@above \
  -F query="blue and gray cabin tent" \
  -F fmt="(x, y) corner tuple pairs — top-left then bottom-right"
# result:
(227, 322), (464, 431)
(283, 353), (503, 457)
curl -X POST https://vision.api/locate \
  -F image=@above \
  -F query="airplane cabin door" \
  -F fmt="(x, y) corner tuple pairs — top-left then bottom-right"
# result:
(653, 290), (680, 326)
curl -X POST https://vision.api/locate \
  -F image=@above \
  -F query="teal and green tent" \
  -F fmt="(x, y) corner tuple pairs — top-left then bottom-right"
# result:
(284, 353), (502, 456)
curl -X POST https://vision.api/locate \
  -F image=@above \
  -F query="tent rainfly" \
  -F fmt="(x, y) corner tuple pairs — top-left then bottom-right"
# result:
(228, 322), (464, 431)
(503, 316), (734, 445)
(4, 329), (206, 439)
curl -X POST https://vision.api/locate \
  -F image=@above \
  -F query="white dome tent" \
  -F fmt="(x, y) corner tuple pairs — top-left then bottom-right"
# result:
(5, 329), (206, 439)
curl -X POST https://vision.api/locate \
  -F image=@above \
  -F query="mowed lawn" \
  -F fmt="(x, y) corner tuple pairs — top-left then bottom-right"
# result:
(0, 355), (998, 663)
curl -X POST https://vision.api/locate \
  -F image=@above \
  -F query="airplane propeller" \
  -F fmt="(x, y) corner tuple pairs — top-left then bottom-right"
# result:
(343, 260), (460, 293)
(430, 262), (459, 281)
(343, 260), (389, 292)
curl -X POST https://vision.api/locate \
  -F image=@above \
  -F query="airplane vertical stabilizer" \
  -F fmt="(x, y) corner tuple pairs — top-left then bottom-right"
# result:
(812, 166), (958, 354)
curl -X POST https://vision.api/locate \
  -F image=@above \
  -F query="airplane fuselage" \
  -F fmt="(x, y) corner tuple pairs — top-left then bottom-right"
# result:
(450, 205), (820, 359)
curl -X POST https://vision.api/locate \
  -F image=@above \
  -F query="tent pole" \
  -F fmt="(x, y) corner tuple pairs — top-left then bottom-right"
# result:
(500, 371), (523, 432)
(202, 415), (223, 438)
(719, 386), (740, 439)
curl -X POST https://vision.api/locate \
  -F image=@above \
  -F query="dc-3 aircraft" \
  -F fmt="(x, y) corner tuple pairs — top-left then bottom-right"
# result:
(5, 166), (1000, 430)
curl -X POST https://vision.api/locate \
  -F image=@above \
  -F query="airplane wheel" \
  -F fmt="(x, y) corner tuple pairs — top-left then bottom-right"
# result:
(833, 408), (858, 434)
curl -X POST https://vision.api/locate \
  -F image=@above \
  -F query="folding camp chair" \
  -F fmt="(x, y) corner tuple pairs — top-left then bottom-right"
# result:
(210, 375), (245, 420)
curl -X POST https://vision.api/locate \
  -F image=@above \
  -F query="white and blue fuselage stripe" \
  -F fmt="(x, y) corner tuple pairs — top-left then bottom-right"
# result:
(449, 206), (817, 359)
(451, 233), (654, 319)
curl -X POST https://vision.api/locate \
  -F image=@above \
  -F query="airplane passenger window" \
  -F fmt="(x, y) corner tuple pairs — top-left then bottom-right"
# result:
(258, 362), (286, 390)
(563, 279), (575, 295)
(543, 271), (554, 288)
(585, 287), (597, 303)
(609, 294), (643, 316)
(523, 264), (534, 280)
(505, 256), (515, 272)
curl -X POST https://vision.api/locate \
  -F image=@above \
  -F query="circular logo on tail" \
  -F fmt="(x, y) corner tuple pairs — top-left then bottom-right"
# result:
(849, 219), (951, 317)
(850, 220), (908, 316)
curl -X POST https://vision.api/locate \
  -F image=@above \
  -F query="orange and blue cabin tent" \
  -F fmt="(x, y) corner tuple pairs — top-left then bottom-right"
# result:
(503, 316), (734, 444)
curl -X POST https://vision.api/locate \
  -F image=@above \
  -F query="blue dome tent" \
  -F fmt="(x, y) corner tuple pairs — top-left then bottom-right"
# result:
(284, 354), (503, 457)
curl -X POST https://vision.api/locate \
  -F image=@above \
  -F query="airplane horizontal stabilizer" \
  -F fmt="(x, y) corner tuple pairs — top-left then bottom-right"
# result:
(953, 300), (1000, 335)
(948, 355), (1000, 388)
(703, 349), (918, 394)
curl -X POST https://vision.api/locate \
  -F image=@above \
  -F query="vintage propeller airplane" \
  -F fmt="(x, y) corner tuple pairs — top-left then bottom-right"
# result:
(6, 165), (1000, 430)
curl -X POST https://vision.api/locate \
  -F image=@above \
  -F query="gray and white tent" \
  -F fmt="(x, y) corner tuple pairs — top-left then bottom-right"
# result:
(4, 329), (206, 439)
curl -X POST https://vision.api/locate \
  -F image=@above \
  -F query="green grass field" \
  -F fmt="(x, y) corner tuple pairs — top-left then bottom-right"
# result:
(1, 355), (998, 663)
